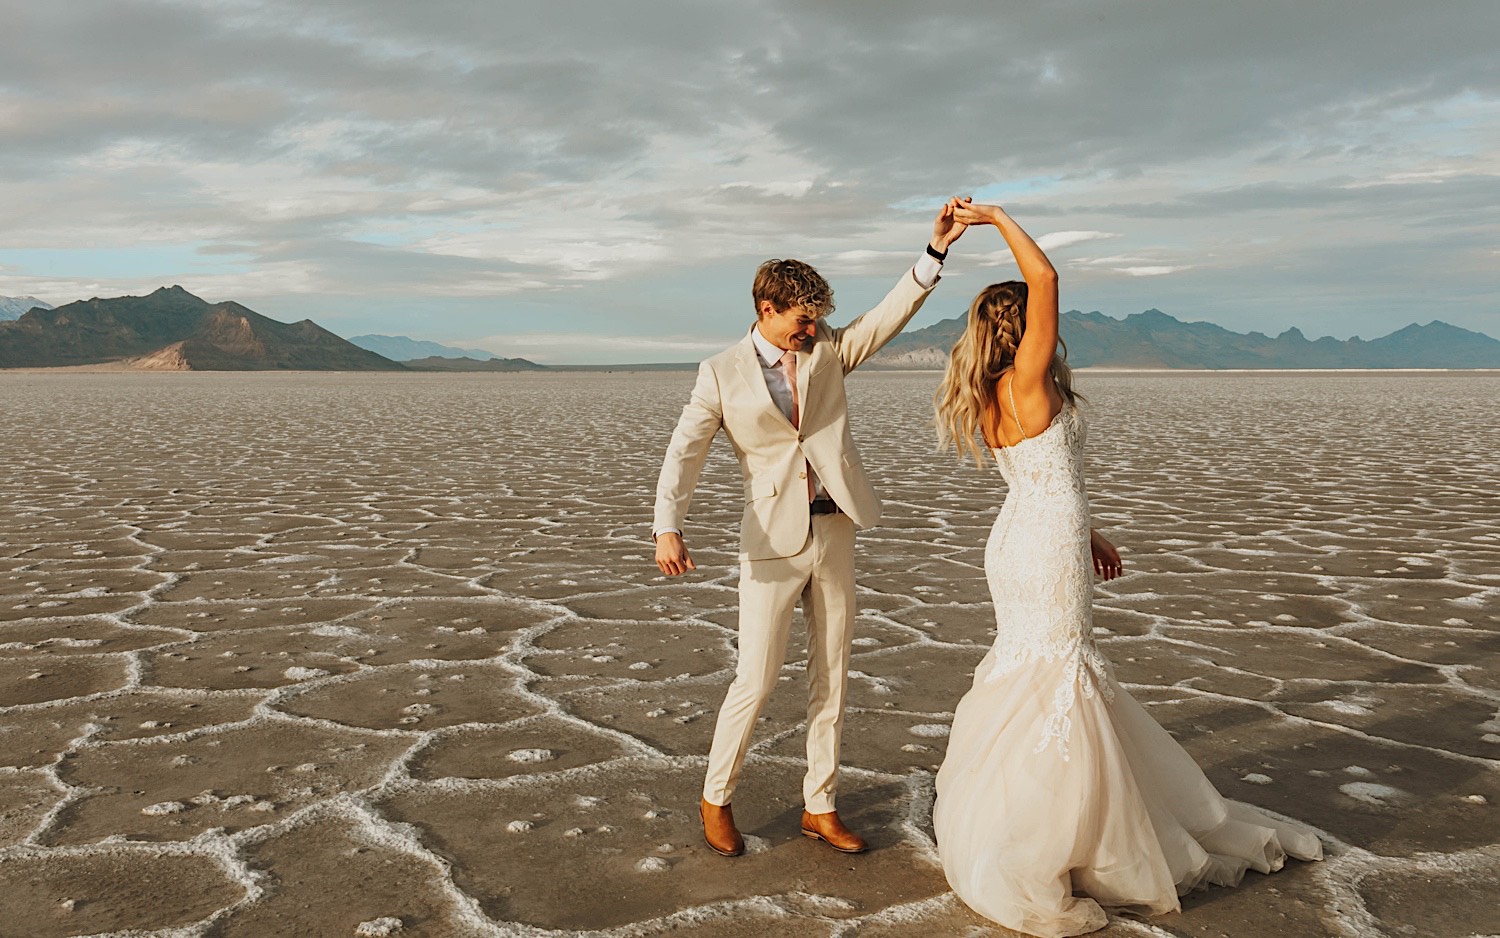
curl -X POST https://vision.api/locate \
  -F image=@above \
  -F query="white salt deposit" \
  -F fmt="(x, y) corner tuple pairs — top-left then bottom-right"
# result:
(506, 749), (557, 764)
(1339, 782), (1412, 806)
(354, 917), (404, 937)
(796, 894), (858, 913)
(284, 667), (329, 679)
(635, 857), (670, 872)
(909, 724), (951, 738)
(1241, 773), (1273, 785)
(310, 624), (369, 638)
(141, 801), (187, 816)
(1321, 700), (1375, 715)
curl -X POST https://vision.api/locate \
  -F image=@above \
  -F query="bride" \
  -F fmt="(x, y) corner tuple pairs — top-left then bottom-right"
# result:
(930, 199), (1323, 937)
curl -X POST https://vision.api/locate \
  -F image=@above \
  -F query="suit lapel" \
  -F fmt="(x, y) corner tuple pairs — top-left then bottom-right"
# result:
(734, 331), (795, 429)
(795, 346), (813, 423)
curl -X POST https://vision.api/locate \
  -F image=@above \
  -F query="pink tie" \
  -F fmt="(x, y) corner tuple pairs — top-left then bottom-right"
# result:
(780, 351), (815, 501)
(778, 350), (800, 427)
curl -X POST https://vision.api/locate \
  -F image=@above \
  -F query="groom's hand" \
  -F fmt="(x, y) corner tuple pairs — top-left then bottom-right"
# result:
(654, 532), (697, 577)
(931, 198), (969, 254)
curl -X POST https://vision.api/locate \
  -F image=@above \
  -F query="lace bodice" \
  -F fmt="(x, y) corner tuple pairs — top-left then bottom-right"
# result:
(982, 403), (1114, 758)
(990, 400), (1089, 499)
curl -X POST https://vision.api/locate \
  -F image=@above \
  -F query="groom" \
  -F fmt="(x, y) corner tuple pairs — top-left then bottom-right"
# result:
(653, 203), (967, 856)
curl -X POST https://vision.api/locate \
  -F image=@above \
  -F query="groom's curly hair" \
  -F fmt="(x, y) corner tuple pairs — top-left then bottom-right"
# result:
(752, 259), (835, 318)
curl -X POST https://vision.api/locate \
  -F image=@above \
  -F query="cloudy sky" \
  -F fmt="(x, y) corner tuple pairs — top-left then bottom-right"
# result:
(2, 1), (1496, 363)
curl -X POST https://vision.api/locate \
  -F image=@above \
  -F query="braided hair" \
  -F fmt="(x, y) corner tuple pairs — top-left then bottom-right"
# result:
(935, 281), (1081, 465)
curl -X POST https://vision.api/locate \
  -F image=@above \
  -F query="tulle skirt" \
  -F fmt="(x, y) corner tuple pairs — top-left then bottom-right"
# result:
(933, 650), (1323, 937)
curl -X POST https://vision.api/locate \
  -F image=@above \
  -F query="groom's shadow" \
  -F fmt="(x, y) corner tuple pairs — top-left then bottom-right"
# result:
(762, 780), (924, 852)
(750, 778), (918, 854)
(692, 769), (953, 919)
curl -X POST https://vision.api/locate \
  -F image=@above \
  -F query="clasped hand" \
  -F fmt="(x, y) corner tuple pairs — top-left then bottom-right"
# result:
(932, 196), (1012, 251)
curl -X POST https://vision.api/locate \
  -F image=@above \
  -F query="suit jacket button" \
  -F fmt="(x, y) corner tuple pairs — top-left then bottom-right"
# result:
(797, 433), (805, 441)
(798, 471), (807, 479)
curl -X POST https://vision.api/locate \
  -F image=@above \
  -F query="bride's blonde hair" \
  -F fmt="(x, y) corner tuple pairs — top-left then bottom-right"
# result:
(934, 281), (1082, 465)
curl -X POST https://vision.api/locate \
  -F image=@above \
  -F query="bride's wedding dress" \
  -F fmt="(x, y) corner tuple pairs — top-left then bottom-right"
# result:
(933, 401), (1322, 937)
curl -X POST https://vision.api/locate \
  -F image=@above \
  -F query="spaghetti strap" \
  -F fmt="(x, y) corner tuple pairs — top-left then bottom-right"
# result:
(1006, 375), (1030, 440)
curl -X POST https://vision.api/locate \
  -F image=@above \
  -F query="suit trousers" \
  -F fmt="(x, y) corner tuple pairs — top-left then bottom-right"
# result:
(702, 512), (857, 814)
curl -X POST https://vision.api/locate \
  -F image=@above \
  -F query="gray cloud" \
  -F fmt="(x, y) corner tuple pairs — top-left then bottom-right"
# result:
(0, 0), (1496, 354)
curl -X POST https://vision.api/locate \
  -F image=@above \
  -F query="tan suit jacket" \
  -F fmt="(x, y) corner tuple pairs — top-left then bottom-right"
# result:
(654, 269), (936, 560)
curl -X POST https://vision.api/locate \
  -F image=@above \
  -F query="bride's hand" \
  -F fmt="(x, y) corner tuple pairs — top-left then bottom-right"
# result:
(1090, 529), (1123, 581)
(950, 198), (1003, 226)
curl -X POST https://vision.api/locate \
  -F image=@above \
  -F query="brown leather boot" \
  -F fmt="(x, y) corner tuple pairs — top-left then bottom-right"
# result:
(800, 809), (868, 854)
(700, 798), (745, 857)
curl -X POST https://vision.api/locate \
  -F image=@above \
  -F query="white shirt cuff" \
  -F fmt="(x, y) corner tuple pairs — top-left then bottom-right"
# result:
(652, 527), (681, 540)
(913, 252), (942, 289)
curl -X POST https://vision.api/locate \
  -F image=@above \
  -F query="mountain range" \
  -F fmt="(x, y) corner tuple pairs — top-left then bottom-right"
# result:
(0, 295), (55, 321)
(348, 334), (543, 370)
(0, 287), (403, 370)
(4, 288), (1496, 371)
(348, 333), (499, 361)
(872, 309), (1500, 370)
(402, 355), (546, 372)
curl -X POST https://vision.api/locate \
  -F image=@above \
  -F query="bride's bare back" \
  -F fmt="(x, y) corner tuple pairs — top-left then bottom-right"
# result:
(983, 369), (1064, 450)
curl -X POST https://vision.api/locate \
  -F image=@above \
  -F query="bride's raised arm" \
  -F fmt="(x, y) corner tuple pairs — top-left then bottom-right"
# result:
(952, 200), (1059, 395)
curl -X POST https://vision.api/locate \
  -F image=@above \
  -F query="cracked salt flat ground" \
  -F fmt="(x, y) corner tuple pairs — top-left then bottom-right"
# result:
(0, 370), (1497, 938)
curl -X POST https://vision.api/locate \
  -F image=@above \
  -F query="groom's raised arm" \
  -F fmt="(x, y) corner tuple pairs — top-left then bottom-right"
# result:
(830, 200), (967, 373)
(830, 263), (938, 374)
(652, 360), (724, 546)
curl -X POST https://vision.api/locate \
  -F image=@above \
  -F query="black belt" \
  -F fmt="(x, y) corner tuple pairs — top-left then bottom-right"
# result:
(810, 499), (843, 515)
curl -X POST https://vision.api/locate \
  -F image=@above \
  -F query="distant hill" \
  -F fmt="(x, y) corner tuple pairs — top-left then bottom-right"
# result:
(402, 355), (546, 372)
(0, 286), (405, 371)
(872, 308), (1500, 369)
(0, 295), (55, 321)
(349, 334), (500, 361)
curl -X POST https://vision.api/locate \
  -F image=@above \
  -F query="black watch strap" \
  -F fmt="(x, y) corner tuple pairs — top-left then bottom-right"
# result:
(926, 243), (948, 262)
